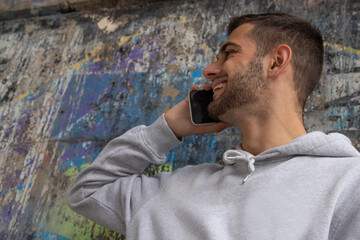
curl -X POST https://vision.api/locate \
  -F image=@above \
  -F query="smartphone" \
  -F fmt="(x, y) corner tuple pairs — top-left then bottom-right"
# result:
(188, 90), (220, 125)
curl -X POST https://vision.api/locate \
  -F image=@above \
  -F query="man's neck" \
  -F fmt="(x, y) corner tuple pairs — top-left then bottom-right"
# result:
(221, 105), (307, 156)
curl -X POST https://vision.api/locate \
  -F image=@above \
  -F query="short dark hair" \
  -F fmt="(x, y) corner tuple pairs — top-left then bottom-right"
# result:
(228, 13), (324, 110)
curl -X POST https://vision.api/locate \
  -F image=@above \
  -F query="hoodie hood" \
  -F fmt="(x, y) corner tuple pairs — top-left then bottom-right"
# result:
(223, 131), (360, 183)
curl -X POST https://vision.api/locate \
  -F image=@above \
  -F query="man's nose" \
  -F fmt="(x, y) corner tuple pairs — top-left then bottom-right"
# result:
(203, 60), (222, 80)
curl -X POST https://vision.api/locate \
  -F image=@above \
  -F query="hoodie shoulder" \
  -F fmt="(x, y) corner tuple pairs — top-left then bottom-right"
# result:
(302, 132), (359, 158)
(259, 131), (360, 160)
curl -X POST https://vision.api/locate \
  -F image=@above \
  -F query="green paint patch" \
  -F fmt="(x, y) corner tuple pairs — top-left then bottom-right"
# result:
(144, 163), (173, 177)
(63, 167), (79, 182)
(80, 163), (91, 171)
(57, 162), (173, 239)
(64, 163), (92, 182)
(41, 193), (125, 240)
(45, 162), (173, 239)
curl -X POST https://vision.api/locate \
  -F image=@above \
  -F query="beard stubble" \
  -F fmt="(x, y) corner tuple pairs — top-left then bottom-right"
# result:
(207, 56), (267, 120)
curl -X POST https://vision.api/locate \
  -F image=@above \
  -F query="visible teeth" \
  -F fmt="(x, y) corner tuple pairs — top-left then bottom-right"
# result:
(213, 83), (226, 92)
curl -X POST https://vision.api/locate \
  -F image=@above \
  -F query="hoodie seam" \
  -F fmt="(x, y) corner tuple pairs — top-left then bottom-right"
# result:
(140, 125), (171, 161)
(89, 195), (124, 231)
(292, 136), (352, 156)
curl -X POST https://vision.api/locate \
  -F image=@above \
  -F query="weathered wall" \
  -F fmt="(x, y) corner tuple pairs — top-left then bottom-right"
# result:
(0, 0), (359, 239)
(0, 0), (174, 21)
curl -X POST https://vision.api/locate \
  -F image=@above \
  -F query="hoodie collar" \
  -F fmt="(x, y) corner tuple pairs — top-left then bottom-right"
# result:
(222, 131), (360, 183)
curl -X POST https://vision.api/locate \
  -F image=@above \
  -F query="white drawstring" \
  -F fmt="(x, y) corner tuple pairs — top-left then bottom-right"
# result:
(223, 150), (255, 184)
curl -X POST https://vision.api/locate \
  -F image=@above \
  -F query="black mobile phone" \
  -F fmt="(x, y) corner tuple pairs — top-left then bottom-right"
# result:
(188, 90), (220, 125)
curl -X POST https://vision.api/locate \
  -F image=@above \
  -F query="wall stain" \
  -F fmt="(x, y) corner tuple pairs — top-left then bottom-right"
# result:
(0, 0), (359, 239)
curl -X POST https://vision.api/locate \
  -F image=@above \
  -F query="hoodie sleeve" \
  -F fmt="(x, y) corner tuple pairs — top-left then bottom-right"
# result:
(66, 114), (181, 234)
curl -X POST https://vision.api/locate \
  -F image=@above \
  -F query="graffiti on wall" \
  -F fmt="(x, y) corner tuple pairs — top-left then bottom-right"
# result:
(0, 0), (359, 239)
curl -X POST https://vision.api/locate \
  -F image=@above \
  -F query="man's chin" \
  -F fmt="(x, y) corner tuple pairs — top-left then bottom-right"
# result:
(207, 102), (224, 121)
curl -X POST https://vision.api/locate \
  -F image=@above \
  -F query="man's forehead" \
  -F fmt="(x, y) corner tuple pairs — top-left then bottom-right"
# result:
(218, 24), (255, 53)
(229, 23), (254, 36)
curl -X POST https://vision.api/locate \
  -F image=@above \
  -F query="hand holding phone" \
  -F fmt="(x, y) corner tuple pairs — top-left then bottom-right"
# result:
(164, 86), (229, 138)
(189, 90), (220, 125)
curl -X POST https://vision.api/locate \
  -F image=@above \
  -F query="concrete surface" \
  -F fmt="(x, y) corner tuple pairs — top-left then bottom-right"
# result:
(0, 0), (359, 239)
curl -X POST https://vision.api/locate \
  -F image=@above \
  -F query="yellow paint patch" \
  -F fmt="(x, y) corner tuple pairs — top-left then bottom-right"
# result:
(18, 92), (31, 101)
(324, 42), (360, 56)
(72, 44), (108, 70)
(118, 30), (143, 47)
(71, 30), (144, 71)
(178, 15), (188, 25)
(201, 44), (210, 55)
(69, 13), (195, 71)
(118, 35), (132, 47)
(166, 14), (188, 26)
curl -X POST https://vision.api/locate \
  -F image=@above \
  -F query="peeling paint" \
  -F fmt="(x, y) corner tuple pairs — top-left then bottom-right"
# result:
(97, 17), (120, 34)
(0, 0), (359, 239)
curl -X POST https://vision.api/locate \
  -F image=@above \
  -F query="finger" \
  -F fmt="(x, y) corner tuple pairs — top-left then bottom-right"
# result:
(195, 122), (231, 134)
(190, 85), (200, 91)
(203, 83), (212, 91)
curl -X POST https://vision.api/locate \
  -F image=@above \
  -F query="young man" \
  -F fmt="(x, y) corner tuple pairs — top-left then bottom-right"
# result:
(67, 13), (360, 239)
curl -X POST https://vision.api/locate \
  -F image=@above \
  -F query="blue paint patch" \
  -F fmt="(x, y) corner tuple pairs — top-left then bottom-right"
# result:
(51, 72), (160, 140)
(14, 148), (27, 154)
(341, 106), (357, 129)
(61, 153), (99, 171)
(37, 232), (70, 240)
(211, 138), (216, 149)
(326, 107), (341, 131)
(20, 93), (34, 102)
(217, 31), (228, 43)
(189, 66), (207, 86)
(61, 157), (85, 170)
(0, 190), (8, 195)
(326, 105), (357, 131)
(191, 67), (204, 79)
(17, 182), (24, 191)
(166, 151), (176, 165)
(78, 61), (93, 70)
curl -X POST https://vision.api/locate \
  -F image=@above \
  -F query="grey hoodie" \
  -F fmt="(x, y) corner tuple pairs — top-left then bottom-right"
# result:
(66, 114), (360, 240)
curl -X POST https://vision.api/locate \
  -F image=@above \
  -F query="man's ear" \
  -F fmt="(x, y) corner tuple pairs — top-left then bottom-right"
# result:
(267, 44), (292, 79)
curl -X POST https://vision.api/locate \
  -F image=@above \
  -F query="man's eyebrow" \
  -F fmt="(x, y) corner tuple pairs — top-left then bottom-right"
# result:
(218, 42), (242, 54)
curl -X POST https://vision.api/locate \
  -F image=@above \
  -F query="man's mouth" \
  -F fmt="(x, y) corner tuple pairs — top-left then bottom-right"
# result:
(213, 82), (227, 92)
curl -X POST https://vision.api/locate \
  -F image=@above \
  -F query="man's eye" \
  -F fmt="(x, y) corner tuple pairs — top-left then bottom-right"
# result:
(224, 50), (236, 57)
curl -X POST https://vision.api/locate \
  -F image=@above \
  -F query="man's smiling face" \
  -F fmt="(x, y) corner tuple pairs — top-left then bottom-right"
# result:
(203, 23), (268, 120)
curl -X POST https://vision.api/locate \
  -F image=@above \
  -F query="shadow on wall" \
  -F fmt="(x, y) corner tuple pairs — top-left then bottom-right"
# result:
(0, 0), (175, 21)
